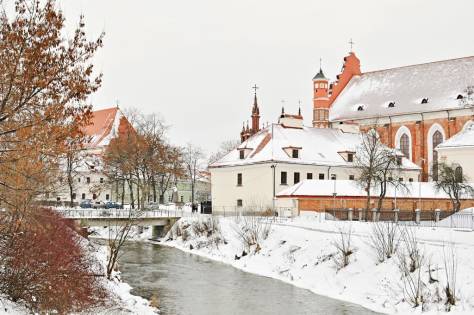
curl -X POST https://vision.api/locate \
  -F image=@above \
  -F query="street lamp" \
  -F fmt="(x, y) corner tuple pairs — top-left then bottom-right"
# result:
(271, 164), (276, 213)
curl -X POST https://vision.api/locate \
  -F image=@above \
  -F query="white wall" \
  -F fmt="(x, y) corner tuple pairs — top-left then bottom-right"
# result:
(438, 147), (474, 181)
(211, 162), (420, 212)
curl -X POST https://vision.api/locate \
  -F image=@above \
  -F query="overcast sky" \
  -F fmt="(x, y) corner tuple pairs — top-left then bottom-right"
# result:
(58, 0), (474, 156)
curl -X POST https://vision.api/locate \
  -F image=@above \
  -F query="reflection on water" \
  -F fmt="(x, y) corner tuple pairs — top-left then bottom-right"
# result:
(119, 242), (379, 315)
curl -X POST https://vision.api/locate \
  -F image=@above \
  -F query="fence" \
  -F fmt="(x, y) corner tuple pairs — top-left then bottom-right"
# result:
(324, 208), (474, 229)
(207, 206), (295, 218)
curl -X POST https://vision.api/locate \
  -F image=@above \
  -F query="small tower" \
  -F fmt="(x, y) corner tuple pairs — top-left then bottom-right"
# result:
(251, 87), (260, 134)
(312, 67), (330, 128)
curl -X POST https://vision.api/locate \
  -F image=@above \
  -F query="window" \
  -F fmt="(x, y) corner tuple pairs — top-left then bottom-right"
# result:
(307, 173), (313, 180)
(347, 153), (354, 162)
(421, 98), (429, 104)
(455, 166), (463, 183)
(81, 193), (85, 199)
(400, 134), (410, 158)
(292, 149), (299, 158)
(409, 178), (414, 182)
(180, 196), (184, 202)
(388, 102), (395, 108)
(294, 172), (300, 184)
(388, 177), (393, 181)
(331, 174), (336, 180)
(349, 175), (355, 180)
(90, 165), (95, 170)
(357, 105), (364, 111)
(237, 173), (242, 186)
(398, 178), (403, 182)
(239, 150), (245, 159)
(457, 94), (464, 100)
(281, 171), (287, 185)
(78, 178), (81, 183)
(86, 177), (90, 184)
(106, 194), (110, 200)
(396, 156), (402, 166)
(432, 130), (443, 181)
(56, 197), (60, 201)
(168, 195), (172, 202)
(100, 178), (104, 183)
(237, 199), (243, 207)
(92, 193), (97, 200)
(319, 173), (325, 180)
(72, 193), (76, 200)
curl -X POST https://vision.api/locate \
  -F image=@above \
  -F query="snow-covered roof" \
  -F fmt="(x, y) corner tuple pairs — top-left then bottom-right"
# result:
(210, 124), (419, 169)
(277, 179), (460, 200)
(437, 121), (474, 150)
(83, 107), (133, 149)
(329, 56), (474, 122)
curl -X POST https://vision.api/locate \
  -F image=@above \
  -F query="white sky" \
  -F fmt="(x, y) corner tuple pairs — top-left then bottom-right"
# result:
(58, 0), (474, 156)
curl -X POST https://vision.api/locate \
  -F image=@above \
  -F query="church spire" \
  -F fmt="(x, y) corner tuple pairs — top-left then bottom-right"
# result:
(251, 84), (260, 134)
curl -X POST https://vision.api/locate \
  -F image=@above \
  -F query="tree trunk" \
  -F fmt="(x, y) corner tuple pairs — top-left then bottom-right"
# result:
(128, 178), (134, 209)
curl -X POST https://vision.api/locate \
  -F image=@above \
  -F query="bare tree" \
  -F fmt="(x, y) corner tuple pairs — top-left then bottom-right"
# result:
(356, 128), (409, 211)
(434, 162), (474, 212)
(106, 210), (141, 280)
(332, 225), (354, 270)
(208, 139), (240, 165)
(183, 143), (204, 205)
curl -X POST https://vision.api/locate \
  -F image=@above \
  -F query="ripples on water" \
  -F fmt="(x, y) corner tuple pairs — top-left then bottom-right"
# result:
(119, 242), (380, 315)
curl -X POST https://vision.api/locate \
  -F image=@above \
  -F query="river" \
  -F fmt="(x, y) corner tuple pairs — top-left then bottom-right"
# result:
(118, 242), (380, 315)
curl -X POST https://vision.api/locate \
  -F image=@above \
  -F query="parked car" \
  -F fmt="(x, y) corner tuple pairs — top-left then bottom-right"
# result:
(105, 201), (122, 209)
(92, 201), (105, 209)
(79, 200), (93, 209)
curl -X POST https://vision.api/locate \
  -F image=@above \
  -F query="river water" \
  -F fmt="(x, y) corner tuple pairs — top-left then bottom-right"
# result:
(119, 242), (380, 315)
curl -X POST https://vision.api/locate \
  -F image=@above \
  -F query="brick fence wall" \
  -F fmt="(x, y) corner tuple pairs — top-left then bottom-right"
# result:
(297, 196), (474, 212)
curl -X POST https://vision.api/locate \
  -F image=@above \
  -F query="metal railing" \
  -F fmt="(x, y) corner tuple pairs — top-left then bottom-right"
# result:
(56, 208), (189, 219)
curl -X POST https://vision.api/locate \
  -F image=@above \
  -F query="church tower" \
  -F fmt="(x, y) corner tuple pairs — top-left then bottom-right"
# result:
(312, 68), (330, 128)
(240, 85), (261, 142)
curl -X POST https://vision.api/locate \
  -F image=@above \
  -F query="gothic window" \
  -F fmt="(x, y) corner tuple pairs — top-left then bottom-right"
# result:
(455, 166), (463, 183)
(432, 130), (443, 181)
(400, 134), (410, 158)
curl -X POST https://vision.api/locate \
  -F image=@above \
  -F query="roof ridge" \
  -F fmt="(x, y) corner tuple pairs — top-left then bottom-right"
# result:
(362, 55), (474, 75)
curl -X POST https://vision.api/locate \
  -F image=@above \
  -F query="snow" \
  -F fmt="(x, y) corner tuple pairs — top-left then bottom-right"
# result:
(329, 56), (474, 122)
(438, 121), (474, 149)
(161, 214), (474, 314)
(277, 179), (471, 200)
(211, 123), (419, 170)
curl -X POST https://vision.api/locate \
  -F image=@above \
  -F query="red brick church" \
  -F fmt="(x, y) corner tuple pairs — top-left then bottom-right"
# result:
(240, 50), (474, 182)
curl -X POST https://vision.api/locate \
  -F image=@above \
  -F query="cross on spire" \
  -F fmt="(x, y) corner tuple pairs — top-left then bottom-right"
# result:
(252, 84), (259, 95)
(349, 38), (355, 52)
(319, 57), (322, 70)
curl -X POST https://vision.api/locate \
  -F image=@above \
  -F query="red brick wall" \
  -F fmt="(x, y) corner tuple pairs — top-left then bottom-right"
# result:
(361, 115), (474, 181)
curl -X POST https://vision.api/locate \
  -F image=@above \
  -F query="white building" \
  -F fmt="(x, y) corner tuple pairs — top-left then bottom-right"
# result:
(437, 120), (474, 180)
(209, 114), (420, 212)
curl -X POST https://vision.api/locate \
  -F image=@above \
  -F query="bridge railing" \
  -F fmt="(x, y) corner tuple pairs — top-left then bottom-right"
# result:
(56, 208), (188, 219)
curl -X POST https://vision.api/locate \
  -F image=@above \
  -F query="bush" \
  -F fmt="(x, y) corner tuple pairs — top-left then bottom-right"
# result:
(332, 225), (354, 270)
(369, 221), (400, 263)
(233, 216), (271, 253)
(0, 208), (107, 313)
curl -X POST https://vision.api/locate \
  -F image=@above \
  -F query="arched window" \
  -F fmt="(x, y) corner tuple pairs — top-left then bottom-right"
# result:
(432, 130), (443, 181)
(400, 134), (410, 158)
(455, 166), (463, 183)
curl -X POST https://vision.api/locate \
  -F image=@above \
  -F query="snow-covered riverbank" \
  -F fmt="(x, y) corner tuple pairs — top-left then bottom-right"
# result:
(158, 213), (474, 315)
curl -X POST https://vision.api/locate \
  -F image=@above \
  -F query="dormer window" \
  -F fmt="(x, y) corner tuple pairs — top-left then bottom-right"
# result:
(357, 105), (364, 111)
(388, 102), (395, 108)
(238, 148), (253, 159)
(292, 149), (299, 158)
(347, 153), (354, 162)
(239, 150), (245, 159)
(396, 156), (402, 166)
(457, 94), (464, 100)
(421, 98), (429, 104)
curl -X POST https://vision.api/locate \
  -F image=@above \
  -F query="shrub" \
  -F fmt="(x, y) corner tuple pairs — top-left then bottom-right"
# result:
(0, 208), (107, 313)
(369, 221), (400, 263)
(443, 243), (457, 309)
(332, 225), (354, 270)
(234, 216), (272, 253)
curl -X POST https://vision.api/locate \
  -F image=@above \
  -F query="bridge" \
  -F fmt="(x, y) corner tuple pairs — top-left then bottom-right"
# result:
(57, 208), (188, 238)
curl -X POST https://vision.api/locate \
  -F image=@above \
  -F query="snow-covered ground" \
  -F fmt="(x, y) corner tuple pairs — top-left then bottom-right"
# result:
(158, 211), (474, 315)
